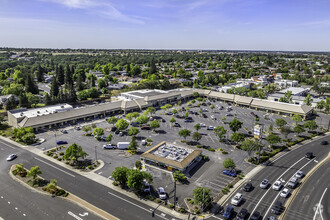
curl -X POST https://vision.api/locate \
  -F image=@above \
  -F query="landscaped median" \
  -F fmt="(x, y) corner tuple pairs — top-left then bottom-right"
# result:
(10, 163), (69, 197)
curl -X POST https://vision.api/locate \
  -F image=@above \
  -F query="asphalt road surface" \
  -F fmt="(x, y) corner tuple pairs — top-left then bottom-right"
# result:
(0, 139), (179, 220)
(0, 141), (101, 220)
(284, 159), (329, 220)
(218, 134), (330, 220)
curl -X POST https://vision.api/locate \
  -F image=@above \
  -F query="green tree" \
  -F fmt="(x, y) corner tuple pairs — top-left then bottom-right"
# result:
(303, 120), (318, 132)
(77, 90), (89, 101)
(292, 114), (303, 125)
(160, 104), (172, 112)
(63, 143), (88, 164)
(35, 64), (44, 82)
(128, 136), (138, 153)
(192, 132), (202, 143)
(97, 78), (107, 89)
(304, 94), (313, 106)
(268, 124), (274, 134)
(184, 112), (189, 118)
(150, 120), (160, 132)
(82, 126), (92, 133)
(279, 91), (292, 103)
(173, 171), (187, 183)
(112, 166), (129, 187)
(115, 119), (129, 131)
(280, 126), (292, 139)
(223, 158), (236, 169)
(192, 187), (212, 210)
(275, 118), (287, 128)
(107, 116), (118, 126)
(178, 129), (191, 140)
(210, 104), (214, 112)
(229, 118), (243, 133)
(50, 77), (59, 99)
(105, 133), (113, 142)
(214, 126), (227, 141)
(128, 127), (140, 136)
(169, 117), (176, 126)
(21, 133), (36, 145)
(316, 100), (325, 110)
(25, 74), (38, 94)
(88, 87), (99, 98)
(194, 123), (201, 131)
(230, 132), (245, 143)
(172, 109), (178, 115)
(93, 127), (104, 137)
(294, 124), (305, 136)
(27, 166), (42, 185)
(144, 107), (156, 116)
(266, 134), (281, 146)
(135, 115), (149, 125)
(127, 169), (152, 193)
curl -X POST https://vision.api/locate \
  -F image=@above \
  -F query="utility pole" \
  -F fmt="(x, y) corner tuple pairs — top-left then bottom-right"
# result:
(95, 146), (98, 162)
(174, 180), (177, 210)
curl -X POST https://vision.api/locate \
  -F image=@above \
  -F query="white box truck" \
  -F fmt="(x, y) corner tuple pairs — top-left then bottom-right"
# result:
(117, 142), (130, 150)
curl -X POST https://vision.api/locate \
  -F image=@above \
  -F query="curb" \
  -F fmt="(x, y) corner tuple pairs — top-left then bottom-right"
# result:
(279, 152), (330, 220)
(0, 135), (189, 219)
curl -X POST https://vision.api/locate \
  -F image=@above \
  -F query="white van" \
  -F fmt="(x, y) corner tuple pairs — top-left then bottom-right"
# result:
(141, 140), (147, 146)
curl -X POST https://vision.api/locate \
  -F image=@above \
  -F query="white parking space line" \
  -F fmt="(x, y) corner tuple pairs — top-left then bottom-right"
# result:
(34, 157), (75, 178)
(212, 178), (230, 186)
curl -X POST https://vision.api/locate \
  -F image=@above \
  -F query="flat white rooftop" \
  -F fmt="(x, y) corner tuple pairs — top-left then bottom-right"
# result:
(12, 104), (73, 118)
(279, 87), (308, 95)
(150, 142), (194, 163)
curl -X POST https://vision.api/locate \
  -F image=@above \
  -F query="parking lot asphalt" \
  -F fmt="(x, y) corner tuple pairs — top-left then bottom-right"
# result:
(33, 100), (329, 208)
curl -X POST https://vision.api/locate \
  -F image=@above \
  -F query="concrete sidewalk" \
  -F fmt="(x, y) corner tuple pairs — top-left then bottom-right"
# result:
(0, 136), (189, 220)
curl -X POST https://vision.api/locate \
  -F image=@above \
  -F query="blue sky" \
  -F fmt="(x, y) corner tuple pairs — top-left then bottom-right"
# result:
(1, 0), (330, 51)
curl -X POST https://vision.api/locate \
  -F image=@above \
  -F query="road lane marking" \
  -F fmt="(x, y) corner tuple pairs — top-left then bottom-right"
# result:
(107, 191), (167, 220)
(34, 157), (75, 177)
(313, 188), (328, 220)
(264, 158), (316, 217)
(68, 211), (83, 220)
(0, 140), (15, 149)
(250, 156), (305, 216)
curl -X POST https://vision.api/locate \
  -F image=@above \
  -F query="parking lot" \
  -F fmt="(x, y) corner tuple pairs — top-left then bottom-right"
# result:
(33, 99), (328, 208)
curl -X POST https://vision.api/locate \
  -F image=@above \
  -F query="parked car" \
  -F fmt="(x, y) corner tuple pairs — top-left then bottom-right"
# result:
(250, 112), (255, 116)
(223, 206), (234, 219)
(158, 187), (167, 200)
(202, 113), (207, 118)
(243, 182), (253, 192)
(199, 123), (206, 127)
(166, 112), (173, 115)
(141, 126), (151, 130)
(226, 113), (233, 117)
(74, 126), (81, 130)
(6, 154), (17, 161)
(144, 182), (151, 193)
(272, 180), (282, 191)
(260, 179), (269, 189)
(57, 140), (68, 145)
(295, 171), (304, 178)
(111, 127), (117, 132)
(231, 193), (242, 206)
(280, 188), (290, 198)
(103, 144), (116, 149)
(130, 122), (139, 127)
(174, 123), (181, 127)
(207, 126), (214, 130)
(211, 115), (216, 120)
(250, 211), (261, 220)
(115, 130), (120, 134)
(271, 201), (282, 215)
(141, 140), (147, 146)
(237, 208), (248, 220)
(223, 169), (237, 177)
(305, 152), (313, 159)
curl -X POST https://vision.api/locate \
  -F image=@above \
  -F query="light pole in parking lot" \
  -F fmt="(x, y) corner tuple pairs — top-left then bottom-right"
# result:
(95, 146), (98, 162)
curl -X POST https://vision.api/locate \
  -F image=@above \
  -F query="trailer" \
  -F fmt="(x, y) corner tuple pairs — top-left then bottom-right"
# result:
(117, 142), (130, 150)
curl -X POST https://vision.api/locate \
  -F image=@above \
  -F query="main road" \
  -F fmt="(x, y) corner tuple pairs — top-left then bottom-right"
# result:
(217, 134), (330, 220)
(0, 142), (101, 220)
(283, 159), (329, 220)
(0, 138), (179, 220)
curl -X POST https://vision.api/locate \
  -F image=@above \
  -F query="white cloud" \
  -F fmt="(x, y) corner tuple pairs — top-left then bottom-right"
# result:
(41, 0), (145, 24)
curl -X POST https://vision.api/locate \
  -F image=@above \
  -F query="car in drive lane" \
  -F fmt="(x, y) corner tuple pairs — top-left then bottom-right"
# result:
(237, 208), (248, 220)
(243, 182), (253, 192)
(260, 179), (269, 189)
(6, 154), (17, 161)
